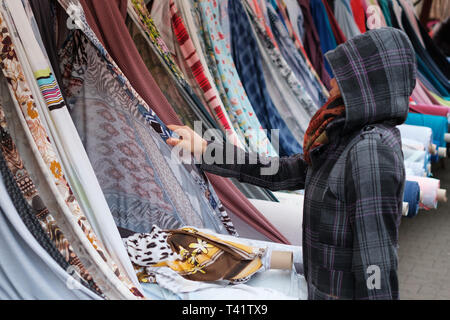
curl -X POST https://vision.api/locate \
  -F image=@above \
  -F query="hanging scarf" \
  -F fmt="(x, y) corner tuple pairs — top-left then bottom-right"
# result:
(303, 95), (345, 164)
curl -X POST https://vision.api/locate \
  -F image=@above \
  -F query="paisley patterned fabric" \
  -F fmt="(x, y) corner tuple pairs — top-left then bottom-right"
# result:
(0, 9), (143, 300)
(61, 1), (237, 237)
(59, 28), (234, 237)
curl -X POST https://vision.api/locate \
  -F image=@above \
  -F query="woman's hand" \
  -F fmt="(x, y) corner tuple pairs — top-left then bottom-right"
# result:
(166, 125), (207, 160)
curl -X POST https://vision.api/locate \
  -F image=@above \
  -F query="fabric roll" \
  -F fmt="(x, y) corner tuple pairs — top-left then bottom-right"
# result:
(239, 1), (311, 151)
(406, 176), (440, 209)
(405, 113), (448, 148)
(228, 0), (302, 156)
(59, 27), (231, 235)
(403, 180), (420, 218)
(409, 104), (450, 118)
(78, 0), (181, 126)
(402, 148), (428, 174)
(0, 174), (101, 300)
(267, 5), (325, 107)
(284, 0), (305, 42)
(404, 160), (427, 177)
(128, 226), (267, 284)
(193, 0), (278, 156)
(164, 0), (243, 147)
(0, 140), (70, 274)
(275, 0), (330, 97)
(398, 124), (433, 150)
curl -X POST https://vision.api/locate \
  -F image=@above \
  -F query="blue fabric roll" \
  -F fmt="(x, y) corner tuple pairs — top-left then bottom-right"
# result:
(403, 180), (421, 218)
(405, 113), (448, 148)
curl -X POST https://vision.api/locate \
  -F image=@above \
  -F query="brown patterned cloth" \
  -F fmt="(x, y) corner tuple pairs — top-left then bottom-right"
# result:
(153, 228), (265, 283)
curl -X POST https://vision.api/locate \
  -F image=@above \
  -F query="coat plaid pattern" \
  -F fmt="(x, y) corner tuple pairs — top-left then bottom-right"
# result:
(201, 28), (416, 299)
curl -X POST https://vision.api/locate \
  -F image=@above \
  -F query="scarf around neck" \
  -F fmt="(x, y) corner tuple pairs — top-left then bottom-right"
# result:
(303, 95), (345, 164)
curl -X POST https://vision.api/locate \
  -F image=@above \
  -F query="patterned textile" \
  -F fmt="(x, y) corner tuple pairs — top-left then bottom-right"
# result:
(0, 99), (101, 295)
(169, 0), (241, 146)
(303, 96), (345, 164)
(0, 178), (101, 300)
(0, 10), (143, 300)
(200, 28), (416, 300)
(0, 137), (68, 273)
(228, 0), (301, 156)
(266, 4), (326, 107)
(193, 0), (277, 157)
(246, 6), (315, 147)
(129, 0), (186, 83)
(127, 227), (266, 284)
(35, 68), (65, 110)
(244, 3), (310, 107)
(60, 29), (230, 236)
(10, 0), (142, 290)
(276, 0), (329, 96)
(62, 1), (237, 236)
(180, 0), (249, 146)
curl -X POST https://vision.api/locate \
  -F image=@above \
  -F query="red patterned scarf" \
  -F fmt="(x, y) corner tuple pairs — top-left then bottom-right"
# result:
(303, 95), (345, 164)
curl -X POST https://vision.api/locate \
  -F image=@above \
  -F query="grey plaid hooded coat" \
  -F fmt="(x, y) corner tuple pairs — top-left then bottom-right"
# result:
(201, 27), (417, 300)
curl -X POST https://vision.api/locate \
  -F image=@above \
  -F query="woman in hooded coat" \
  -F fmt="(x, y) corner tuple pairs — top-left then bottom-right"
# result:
(167, 27), (417, 300)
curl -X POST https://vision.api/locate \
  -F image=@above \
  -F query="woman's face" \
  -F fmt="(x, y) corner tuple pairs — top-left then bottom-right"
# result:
(329, 78), (341, 98)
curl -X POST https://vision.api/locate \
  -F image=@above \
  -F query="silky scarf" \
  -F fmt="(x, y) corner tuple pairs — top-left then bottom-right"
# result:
(303, 95), (345, 164)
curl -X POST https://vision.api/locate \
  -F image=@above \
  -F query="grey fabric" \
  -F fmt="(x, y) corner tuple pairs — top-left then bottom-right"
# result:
(0, 175), (102, 300)
(201, 27), (417, 299)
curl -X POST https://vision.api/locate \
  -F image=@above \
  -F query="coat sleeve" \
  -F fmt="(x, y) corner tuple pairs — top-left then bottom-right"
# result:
(345, 135), (404, 300)
(200, 141), (308, 191)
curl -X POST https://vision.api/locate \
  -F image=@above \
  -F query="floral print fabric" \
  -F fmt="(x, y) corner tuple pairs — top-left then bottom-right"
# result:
(0, 8), (143, 299)
(193, 0), (277, 157)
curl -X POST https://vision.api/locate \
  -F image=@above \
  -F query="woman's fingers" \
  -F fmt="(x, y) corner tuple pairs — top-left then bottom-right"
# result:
(167, 124), (182, 131)
(166, 137), (182, 146)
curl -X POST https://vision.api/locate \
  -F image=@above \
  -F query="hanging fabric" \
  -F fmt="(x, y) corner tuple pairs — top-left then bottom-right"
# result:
(0, 175), (102, 300)
(0, 96), (102, 295)
(72, 0), (288, 244)
(6, 0), (143, 289)
(228, 0), (302, 156)
(0, 7), (143, 299)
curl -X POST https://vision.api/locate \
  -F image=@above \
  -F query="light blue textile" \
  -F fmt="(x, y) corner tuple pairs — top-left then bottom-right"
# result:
(0, 176), (101, 300)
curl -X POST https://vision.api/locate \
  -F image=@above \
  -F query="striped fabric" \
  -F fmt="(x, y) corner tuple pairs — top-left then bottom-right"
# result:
(35, 68), (65, 111)
(169, 0), (232, 133)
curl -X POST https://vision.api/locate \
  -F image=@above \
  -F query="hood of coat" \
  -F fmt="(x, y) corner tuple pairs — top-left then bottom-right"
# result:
(325, 27), (417, 134)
